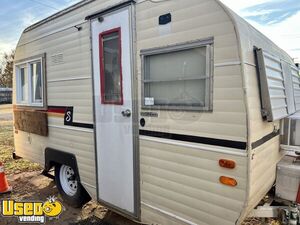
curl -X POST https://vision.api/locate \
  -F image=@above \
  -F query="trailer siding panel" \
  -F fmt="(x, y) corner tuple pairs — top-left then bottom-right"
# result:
(244, 136), (284, 216)
(219, 5), (293, 222)
(137, 0), (246, 142)
(140, 138), (247, 225)
(12, 0), (295, 224)
(136, 0), (247, 224)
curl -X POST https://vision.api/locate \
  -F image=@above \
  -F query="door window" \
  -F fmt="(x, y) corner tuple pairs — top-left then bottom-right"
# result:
(99, 28), (123, 105)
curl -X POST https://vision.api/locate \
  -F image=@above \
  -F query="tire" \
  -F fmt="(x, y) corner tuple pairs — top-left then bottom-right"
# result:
(55, 164), (90, 208)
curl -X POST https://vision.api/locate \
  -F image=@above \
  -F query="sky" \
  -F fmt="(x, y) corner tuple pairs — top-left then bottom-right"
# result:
(0, 0), (299, 63)
(220, 0), (300, 63)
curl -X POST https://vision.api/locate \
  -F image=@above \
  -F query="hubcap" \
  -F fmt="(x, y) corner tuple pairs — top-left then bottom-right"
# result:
(59, 165), (78, 196)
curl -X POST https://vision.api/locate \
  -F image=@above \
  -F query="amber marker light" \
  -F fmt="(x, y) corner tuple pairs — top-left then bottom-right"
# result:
(219, 176), (237, 187)
(219, 159), (236, 169)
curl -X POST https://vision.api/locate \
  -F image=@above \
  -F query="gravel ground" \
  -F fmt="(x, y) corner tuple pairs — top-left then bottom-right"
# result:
(0, 171), (137, 225)
(0, 104), (281, 225)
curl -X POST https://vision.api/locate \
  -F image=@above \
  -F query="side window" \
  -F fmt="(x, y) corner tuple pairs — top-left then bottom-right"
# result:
(141, 39), (213, 111)
(30, 61), (43, 104)
(19, 66), (28, 103)
(99, 28), (123, 105)
(15, 55), (45, 107)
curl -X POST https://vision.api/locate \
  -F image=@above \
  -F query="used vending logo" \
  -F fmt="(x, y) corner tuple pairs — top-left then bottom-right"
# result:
(0, 196), (64, 223)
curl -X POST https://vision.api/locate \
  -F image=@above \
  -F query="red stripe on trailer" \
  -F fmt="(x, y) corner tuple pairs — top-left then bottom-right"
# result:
(296, 183), (300, 203)
(47, 107), (66, 114)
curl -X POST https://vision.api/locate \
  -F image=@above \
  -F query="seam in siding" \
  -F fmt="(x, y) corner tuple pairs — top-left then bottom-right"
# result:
(18, 21), (88, 47)
(48, 124), (93, 133)
(48, 76), (91, 83)
(141, 202), (198, 225)
(141, 189), (235, 225)
(81, 181), (97, 189)
(214, 1), (250, 224)
(141, 155), (247, 190)
(142, 172), (244, 211)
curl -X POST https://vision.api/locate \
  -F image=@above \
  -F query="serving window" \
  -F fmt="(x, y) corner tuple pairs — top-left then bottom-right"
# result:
(15, 54), (46, 108)
(141, 38), (213, 111)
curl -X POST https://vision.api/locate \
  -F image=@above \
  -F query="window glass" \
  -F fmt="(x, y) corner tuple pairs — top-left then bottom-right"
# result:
(290, 119), (300, 146)
(143, 45), (210, 109)
(144, 47), (206, 81)
(101, 30), (122, 104)
(30, 62), (42, 103)
(144, 80), (206, 106)
(16, 57), (44, 107)
(20, 67), (28, 102)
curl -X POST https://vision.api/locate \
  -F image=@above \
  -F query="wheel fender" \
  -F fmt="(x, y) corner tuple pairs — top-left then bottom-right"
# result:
(44, 148), (81, 182)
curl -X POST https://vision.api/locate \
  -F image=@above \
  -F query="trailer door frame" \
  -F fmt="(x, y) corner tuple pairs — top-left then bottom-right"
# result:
(89, 2), (140, 219)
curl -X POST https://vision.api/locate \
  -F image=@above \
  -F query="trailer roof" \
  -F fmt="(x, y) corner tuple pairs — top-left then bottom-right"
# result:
(21, 0), (295, 65)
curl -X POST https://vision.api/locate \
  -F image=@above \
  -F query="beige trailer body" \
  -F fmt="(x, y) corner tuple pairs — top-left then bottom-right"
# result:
(13, 0), (299, 224)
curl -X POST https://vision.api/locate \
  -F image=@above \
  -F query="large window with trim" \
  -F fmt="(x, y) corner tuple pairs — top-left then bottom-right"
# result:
(15, 55), (45, 107)
(141, 38), (213, 111)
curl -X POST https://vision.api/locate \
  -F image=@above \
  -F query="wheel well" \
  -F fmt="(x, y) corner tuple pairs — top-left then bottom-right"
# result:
(44, 148), (81, 182)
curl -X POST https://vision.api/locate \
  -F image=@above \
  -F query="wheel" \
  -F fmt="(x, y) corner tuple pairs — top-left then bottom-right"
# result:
(55, 164), (90, 208)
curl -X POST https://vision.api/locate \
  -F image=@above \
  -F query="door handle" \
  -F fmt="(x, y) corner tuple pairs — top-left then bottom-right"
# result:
(121, 109), (131, 117)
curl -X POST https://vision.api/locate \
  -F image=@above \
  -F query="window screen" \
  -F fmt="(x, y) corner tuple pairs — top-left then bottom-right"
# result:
(99, 28), (123, 105)
(141, 39), (213, 111)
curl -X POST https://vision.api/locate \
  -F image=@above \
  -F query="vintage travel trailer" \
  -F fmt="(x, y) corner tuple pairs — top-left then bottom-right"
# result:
(12, 0), (300, 224)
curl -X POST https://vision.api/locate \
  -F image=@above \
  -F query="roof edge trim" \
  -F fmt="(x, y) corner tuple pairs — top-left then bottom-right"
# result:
(85, 0), (135, 20)
(24, 0), (95, 33)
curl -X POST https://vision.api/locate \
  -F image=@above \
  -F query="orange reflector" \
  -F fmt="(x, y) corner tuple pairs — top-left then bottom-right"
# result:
(219, 176), (237, 187)
(219, 159), (236, 169)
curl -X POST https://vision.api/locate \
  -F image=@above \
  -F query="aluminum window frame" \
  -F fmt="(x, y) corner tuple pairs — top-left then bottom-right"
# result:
(281, 114), (300, 151)
(15, 54), (46, 108)
(140, 38), (214, 111)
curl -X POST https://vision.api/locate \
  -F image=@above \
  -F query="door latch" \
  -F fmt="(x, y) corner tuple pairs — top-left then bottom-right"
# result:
(121, 109), (131, 117)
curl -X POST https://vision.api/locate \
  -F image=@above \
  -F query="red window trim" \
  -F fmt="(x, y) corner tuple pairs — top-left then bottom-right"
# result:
(99, 27), (123, 105)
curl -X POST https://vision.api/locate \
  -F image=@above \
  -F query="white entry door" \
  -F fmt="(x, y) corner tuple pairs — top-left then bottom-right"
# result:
(91, 7), (136, 216)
